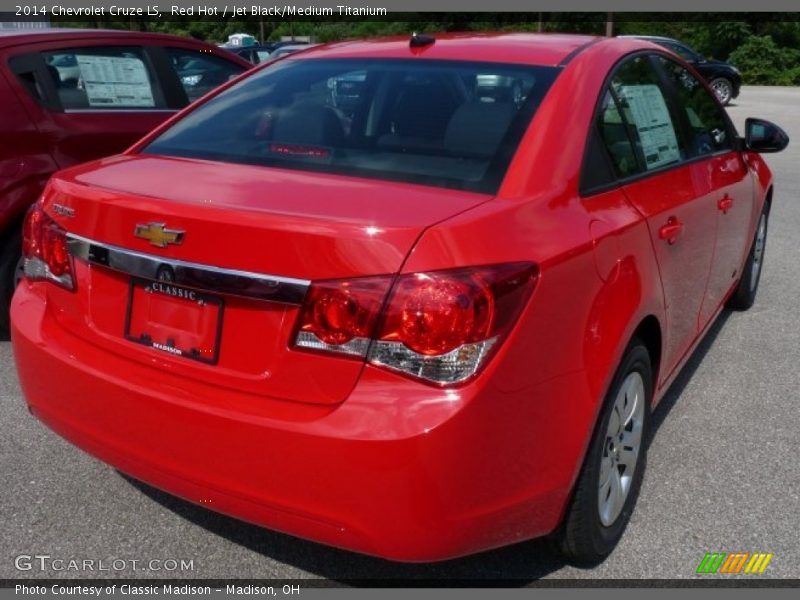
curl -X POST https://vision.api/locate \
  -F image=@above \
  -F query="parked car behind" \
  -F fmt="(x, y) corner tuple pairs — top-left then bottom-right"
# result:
(11, 33), (787, 564)
(621, 35), (742, 105)
(219, 43), (273, 65)
(0, 28), (250, 335)
(266, 43), (319, 61)
(220, 40), (310, 65)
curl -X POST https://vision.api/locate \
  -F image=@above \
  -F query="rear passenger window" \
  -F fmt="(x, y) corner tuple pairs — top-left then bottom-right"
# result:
(597, 91), (639, 178)
(610, 56), (685, 172)
(165, 48), (246, 103)
(657, 57), (733, 157)
(42, 47), (166, 110)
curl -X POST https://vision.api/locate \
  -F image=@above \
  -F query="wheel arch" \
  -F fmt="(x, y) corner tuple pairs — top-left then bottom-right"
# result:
(630, 315), (662, 396)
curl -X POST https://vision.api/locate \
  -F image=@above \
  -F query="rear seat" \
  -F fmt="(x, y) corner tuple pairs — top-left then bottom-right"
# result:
(377, 82), (459, 152)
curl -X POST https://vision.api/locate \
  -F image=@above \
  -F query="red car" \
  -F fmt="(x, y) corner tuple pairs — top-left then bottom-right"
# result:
(11, 33), (787, 563)
(0, 28), (250, 334)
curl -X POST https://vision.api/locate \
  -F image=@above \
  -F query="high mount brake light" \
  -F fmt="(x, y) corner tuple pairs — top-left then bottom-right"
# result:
(21, 203), (75, 290)
(294, 263), (538, 385)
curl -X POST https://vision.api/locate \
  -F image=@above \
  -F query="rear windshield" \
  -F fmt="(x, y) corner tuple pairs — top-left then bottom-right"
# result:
(142, 58), (559, 194)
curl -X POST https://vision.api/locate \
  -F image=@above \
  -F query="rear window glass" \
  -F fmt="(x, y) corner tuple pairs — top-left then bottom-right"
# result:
(142, 58), (559, 193)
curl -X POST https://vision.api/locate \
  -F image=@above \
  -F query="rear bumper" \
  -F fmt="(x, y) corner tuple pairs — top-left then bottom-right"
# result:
(11, 282), (589, 561)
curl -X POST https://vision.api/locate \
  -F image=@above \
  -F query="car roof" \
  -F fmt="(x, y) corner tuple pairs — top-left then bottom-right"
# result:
(284, 33), (602, 67)
(280, 33), (663, 67)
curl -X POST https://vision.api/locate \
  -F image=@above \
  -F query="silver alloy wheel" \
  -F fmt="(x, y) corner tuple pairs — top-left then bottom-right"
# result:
(711, 78), (732, 105)
(750, 213), (767, 293)
(13, 257), (24, 288)
(598, 371), (645, 527)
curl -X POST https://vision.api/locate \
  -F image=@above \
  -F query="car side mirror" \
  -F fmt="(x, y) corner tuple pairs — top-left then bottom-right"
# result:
(744, 118), (789, 153)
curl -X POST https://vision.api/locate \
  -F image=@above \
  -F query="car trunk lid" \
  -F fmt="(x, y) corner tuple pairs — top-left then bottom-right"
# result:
(43, 154), (490, 405)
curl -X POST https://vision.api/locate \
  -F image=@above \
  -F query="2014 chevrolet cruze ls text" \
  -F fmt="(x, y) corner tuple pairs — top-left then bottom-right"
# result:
(11, 33), (788, 564)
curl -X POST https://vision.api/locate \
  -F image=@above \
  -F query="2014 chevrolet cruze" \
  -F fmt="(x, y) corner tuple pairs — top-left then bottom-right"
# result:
(11, 33), (788, 563)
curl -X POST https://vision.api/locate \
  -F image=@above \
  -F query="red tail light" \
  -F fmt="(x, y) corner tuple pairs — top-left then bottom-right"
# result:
(294, 263), (538, 385)
(379, 271), (494, 356)
(21, 203), (75, 290)
(294, 276), (392, 357)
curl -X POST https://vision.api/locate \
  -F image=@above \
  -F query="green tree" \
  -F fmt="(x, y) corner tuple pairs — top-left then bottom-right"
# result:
(728, 35), (800, 84)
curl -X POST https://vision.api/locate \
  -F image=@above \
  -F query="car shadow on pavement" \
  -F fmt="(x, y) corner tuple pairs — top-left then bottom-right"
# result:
(121, 473), (565, 584)
(647, 309), (732, 441)
(119, 310), (733, 584)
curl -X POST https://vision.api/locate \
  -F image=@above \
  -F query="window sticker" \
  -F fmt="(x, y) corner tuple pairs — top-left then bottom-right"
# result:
(617, 84), (681, 170)
(76, 55), (155, 108)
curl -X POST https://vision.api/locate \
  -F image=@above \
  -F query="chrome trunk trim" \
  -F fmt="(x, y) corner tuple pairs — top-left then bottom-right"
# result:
(66, 233), (310, 305)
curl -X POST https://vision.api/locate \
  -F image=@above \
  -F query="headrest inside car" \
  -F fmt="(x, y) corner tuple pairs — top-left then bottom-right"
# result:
(272, 102), (345, 147)
(444, 102), (517, 159)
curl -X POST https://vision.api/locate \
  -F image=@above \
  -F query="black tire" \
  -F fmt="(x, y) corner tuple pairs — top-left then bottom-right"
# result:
(0, 226), (22, 339)
(555, 339), (652, 566)
(709, 77), (733, 106)
(727, 207), (768, 311)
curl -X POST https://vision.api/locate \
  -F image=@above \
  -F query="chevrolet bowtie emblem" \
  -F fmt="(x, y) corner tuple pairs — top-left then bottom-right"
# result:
(134, 223), (185, 248)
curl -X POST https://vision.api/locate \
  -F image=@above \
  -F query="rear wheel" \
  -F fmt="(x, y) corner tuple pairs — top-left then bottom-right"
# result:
(0, 226), (22, 338)
(727, 207), (768, 311)
(555, 339), (652, 565)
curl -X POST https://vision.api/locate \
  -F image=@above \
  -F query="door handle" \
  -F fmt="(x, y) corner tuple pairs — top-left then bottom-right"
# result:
(718, 195), (734, 214)
(658, 217), (684, 245)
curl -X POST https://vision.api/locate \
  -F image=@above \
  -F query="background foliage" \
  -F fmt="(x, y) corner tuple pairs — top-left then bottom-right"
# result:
(55, 14), (800, 85)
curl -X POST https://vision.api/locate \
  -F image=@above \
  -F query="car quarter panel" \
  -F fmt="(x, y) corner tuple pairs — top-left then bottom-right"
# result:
(0, 64), (59, 233)
(501, 38), (635, 199)
(496, 38), (669, 390)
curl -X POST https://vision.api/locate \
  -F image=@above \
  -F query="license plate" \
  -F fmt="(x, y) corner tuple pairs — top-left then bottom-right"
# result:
(125, 278), (223, 365)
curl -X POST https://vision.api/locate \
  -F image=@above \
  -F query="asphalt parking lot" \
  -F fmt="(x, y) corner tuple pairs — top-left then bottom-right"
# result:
(1, 86), (798, 583)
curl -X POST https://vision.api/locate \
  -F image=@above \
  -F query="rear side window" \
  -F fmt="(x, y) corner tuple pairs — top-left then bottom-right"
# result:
(656, 57), (733, 157)
(610, 56), (686, 172)
(41, 47), (167, 110)
(597, 91), (639, 178)
(142, 58), (559, 193)
(165, 48), (246, 103)
(582, 54), (694, 195)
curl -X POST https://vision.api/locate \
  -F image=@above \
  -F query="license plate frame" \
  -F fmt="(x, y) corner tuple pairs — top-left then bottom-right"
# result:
(124, 278), (224, 365)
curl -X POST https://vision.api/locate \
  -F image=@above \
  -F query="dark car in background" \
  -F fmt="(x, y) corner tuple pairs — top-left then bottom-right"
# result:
(267, 43), (319, 61)
(622, 35), (742, 105)
(0, 28), (249, 334)
(220, 43), (274, 65)
(220, 40), (310, 65)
